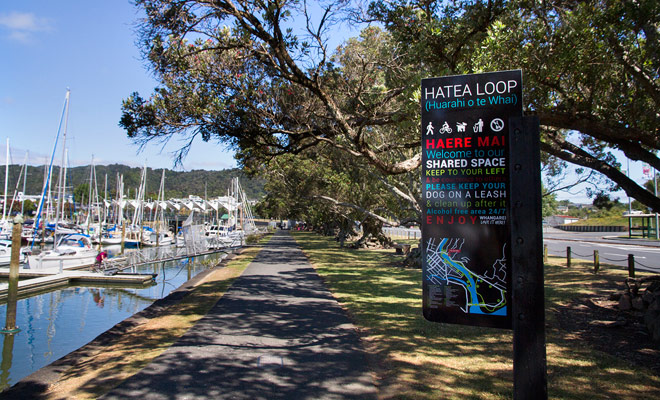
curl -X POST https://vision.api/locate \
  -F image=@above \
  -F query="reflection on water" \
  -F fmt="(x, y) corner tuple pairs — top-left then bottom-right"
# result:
(0, 249), (225, 391)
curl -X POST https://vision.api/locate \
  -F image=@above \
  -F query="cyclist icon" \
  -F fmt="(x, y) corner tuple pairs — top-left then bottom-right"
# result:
(439, 121), (452, 134)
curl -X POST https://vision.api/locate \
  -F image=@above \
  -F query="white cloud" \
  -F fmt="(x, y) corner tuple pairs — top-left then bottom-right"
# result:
(0, 12), (52, 43)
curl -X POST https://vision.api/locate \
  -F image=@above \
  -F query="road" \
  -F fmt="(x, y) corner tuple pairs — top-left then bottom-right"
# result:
(543, 228), (660, 274)
(384, 226), (660, 274)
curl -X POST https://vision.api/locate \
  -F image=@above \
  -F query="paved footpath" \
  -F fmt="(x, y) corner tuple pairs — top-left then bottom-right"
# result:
(102, 230), (377, 400)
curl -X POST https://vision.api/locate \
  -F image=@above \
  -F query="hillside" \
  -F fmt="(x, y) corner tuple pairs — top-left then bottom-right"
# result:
(0, 164), (265, 200)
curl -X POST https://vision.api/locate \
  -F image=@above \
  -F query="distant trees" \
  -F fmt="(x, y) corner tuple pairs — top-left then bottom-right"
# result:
(8, 199), (36, 216)
(73, 183), (90, 207)
(0, 164), (262, 205)
(592, 192), (619, 211)
(541, 188), (558, 218)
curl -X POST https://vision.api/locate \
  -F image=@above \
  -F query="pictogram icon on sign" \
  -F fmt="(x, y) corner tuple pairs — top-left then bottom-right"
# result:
(490, 118), (504, 132)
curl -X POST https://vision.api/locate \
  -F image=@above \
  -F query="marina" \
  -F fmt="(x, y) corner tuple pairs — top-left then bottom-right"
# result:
(0, 89), (264, 392)
(0, 204), (260, 391)
(0, 248), (232, 391)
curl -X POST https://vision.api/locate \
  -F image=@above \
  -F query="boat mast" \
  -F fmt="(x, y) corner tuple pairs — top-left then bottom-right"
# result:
(54, 91), (70, 223)
(31, 89), (70, 248)
(59, 148), (68, 221)
(2, 138), (9, 223)
(21, 151), (28, 215)
(103, 173), (108, 227)
(86, 156), (94, 234)
(8, 151), (26, 215)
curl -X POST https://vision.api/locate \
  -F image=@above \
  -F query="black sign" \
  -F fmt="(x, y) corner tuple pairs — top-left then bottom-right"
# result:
(421, 70), (522, 329)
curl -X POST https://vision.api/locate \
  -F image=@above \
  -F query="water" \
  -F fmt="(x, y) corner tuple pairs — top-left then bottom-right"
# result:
(0, 249), (226, 391)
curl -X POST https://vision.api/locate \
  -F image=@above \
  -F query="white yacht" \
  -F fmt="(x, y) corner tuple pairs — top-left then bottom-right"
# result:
(27, 234), (98, 270)
(0, 239), (26, 266)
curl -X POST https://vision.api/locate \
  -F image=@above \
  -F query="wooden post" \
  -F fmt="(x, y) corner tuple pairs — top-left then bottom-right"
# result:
(594, 250), (600, 273)
(2, 217), (23, 334)
(566, 247), (571, 268)
(121, 222), (126, 255)
(509, 116), (547, 400)
(543, 244), (548, 263)
(628, 254), (635, 278)
(174, 213), (179, 246)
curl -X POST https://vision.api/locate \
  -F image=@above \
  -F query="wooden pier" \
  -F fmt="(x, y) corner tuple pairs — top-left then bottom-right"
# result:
(0, 264), (156, 302)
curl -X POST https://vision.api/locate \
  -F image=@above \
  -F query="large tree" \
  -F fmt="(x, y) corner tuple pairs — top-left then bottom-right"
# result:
(249, 143), (420, 245)
(369, 0), (660, 211)
(121, 0), (420, 175)
(121, 0), (660, 215)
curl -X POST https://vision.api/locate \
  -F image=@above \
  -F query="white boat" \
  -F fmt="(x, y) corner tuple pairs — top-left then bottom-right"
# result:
(100, 235), (122, 246)
(27, 233), (98, 270)
(141, 231), (174, 247)
(205, 224), (230, 237)
(0, 239), (26, 266)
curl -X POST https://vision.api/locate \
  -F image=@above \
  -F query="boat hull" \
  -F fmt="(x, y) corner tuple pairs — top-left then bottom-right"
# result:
(27, 252), (97, 270)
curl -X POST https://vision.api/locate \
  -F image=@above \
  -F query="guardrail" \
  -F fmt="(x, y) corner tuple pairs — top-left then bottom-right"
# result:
(544, 244), (659, 276)
(555, 225), (627, 232)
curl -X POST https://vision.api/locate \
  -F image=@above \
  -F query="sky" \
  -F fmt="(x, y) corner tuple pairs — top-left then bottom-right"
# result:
(0, 0), (237, 172)
(0, 1), (654, 204)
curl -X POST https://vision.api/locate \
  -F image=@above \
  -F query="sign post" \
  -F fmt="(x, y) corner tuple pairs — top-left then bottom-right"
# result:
(421, 71), (547, 398)
(508, 116), (547, 398)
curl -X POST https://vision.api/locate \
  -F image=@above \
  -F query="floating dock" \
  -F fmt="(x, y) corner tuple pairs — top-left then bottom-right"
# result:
(0, 265), (156, 301)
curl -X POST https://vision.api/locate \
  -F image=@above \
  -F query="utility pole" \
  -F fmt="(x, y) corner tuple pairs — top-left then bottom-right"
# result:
(655, 168), (659, 240)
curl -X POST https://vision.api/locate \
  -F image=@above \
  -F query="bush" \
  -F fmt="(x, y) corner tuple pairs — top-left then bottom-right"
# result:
(245, 234), (261, 244)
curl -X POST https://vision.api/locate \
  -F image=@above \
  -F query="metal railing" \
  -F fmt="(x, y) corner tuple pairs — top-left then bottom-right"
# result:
(96, 236), (243, 274)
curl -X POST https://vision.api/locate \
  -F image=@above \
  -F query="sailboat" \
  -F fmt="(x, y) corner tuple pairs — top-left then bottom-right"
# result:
(27, 233), (97, 269)
(27, 89), (100, 269)
(141, 169), (173, 247)
(31, 89), (70, 248)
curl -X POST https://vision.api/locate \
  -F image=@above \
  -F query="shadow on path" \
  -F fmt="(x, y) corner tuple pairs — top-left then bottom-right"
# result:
(102, 230), (377, 400)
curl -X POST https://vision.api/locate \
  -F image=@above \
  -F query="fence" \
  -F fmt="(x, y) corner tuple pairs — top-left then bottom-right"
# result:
(544, 245), (659, 276)
(382, 227), (421, 240)
(98, 233), (244, 274)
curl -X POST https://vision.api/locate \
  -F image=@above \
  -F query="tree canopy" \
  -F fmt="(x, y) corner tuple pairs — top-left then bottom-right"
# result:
(120, 0), (660, 231)
(121, 0), (420, 175)
(368, 0), (660, 210)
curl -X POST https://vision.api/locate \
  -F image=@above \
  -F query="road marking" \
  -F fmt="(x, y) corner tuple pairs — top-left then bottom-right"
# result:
(604, 253), (646, 259)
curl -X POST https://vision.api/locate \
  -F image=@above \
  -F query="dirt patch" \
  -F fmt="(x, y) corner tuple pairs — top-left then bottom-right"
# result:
(557, 296), (660, 375)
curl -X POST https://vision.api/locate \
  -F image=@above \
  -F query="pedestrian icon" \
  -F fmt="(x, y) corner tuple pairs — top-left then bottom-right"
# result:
(426, 121), (434, 136)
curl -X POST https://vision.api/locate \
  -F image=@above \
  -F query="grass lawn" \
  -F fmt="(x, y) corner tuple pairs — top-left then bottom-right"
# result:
(292, 231), (660, 399)
(569, 216), (628, 226)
